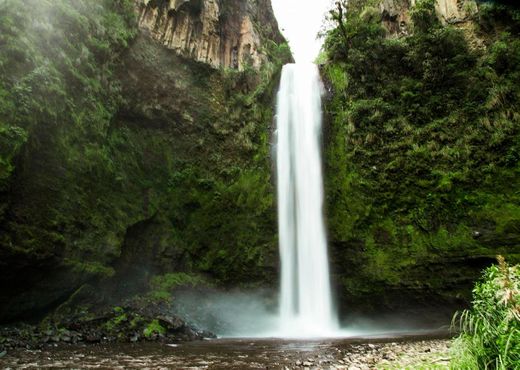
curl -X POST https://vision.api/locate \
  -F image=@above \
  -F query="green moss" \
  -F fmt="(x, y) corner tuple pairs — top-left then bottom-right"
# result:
(143, 319), (165, 338)
(0, 0), (138, 261)
(0, 0), (287, 322)
(150, 273), (205, 291)
(147, 273), (206, 302)
(103, 306), (128, 332)
(65, 259), (116, 279)
(323, 0), (520, 302)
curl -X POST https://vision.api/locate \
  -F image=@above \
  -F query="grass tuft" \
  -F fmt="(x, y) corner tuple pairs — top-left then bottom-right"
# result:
(451, 256), (520, 369)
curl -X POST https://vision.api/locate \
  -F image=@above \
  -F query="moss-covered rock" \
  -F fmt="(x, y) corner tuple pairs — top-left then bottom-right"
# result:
(323, 0), (520, 319)
(0, 0), (290, 323)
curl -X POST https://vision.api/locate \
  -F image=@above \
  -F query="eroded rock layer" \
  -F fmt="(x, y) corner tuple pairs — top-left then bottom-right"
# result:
(135, 0), (283, 69)
(380, 0), (478, 36)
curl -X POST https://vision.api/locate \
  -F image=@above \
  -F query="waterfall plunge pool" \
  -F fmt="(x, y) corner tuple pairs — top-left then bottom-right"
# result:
(0, 330), (452, 369)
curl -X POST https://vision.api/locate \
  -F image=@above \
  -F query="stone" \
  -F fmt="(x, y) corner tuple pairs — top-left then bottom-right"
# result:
(134, 0), (282, 70)
(157, 315), (185, 330)
(435, 0), (478, 24)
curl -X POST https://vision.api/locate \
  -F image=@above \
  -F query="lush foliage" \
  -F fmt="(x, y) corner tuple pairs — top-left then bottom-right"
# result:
(0, 0), (137, 269)
(159, 41), (290, 285)
(0, 0), (290, 321)
(451, 257), (519, 369)
(323, 0), (520, 305)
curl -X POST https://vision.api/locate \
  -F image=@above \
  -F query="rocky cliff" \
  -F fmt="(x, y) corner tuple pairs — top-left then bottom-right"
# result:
(323, 0), (520, 321)
(135, 0), (284, 69)
(0, 0), (289, 323)
(380, 0), (479, 36)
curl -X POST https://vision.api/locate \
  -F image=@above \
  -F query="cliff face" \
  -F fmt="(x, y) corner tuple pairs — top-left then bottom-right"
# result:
(323, 0), (520, 320)
(380, 0), (478, 36)
(0, 0), (288, 323)
(135, 0), (284, 69)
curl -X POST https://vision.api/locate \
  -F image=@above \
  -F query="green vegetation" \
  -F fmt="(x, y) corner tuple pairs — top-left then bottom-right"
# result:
(0, 0), (138, 267)
(143, 319), (166, 338)
(147, 273), (206, 302)
(0, 0), (289, 321)
(323, 0), (520, 305)
(158, 42), (291, 285)
(151, 273), (205, 291)
(451, 257), (519, 369)
(103, 306), (128, 332)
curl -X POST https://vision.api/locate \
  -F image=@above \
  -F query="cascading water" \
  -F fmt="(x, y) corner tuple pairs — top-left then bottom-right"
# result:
(276, 63), (338, 336)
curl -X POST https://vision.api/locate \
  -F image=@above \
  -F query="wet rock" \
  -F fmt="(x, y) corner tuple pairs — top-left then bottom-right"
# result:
(85, 333), (101, 343)
(157, 315), (185, 331)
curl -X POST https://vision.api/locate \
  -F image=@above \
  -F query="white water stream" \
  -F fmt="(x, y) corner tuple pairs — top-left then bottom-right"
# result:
(276, 63), (338, 336)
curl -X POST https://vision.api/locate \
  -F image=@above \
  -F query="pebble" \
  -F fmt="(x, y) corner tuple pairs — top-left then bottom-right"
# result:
(0, 338), (451, 369)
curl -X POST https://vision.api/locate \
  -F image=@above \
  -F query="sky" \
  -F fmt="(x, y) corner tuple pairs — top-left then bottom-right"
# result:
(271, 0), (333, 63)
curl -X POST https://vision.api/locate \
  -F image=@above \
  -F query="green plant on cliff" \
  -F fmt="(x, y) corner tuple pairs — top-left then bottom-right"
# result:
(143, 319), (165, 338)
(103, 306), (128, 332)
(322, 0), (520, 306)
(147, 273), (206, 302)
(1, 0), (290, 323)
(0, 0), (137, 266)
(451, 256), (519, 369)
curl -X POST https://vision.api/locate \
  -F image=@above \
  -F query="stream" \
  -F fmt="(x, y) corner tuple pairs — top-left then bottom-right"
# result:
(0, 331), (451, 369)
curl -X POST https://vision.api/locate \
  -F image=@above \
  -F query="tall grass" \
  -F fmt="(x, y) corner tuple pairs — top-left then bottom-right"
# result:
(451, 256), (520, 369)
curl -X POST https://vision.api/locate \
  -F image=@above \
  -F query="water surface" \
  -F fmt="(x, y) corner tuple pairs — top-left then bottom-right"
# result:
(0, 331), (450, 369)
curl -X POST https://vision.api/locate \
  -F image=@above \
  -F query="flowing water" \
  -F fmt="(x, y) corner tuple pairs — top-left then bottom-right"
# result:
(0, 334), (451, 369)
(276, 63), (338, 336)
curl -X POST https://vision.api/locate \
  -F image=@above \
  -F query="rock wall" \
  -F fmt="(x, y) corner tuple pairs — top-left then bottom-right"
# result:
(0, 0), (288, 323)
(435, 0), (478, 24)
(322, 0), (520, 321)
(135, 0), (283, 69)
(380, 0), (478, 36)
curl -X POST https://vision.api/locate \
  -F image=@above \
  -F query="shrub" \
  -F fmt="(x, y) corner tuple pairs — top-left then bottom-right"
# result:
(451, 256), (520, 369)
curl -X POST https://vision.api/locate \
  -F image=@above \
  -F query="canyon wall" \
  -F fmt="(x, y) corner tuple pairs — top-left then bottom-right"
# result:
(323, 0), (520, 321)
(0, 0), (289, 323)
(135, 0), (284, 69)
(380, 0), (478, 36)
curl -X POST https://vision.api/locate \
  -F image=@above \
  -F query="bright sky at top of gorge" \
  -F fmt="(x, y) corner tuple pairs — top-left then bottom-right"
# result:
(271, 0), (333, 62)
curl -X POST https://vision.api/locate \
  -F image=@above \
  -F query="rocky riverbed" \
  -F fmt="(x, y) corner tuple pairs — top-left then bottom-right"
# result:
(0, 336), (451, 369)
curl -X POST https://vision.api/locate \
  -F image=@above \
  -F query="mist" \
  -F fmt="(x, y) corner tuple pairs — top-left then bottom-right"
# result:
(172, 288), (281, 338)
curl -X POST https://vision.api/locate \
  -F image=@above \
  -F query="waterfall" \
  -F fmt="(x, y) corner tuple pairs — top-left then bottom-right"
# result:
(276, 63), (338, 336)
